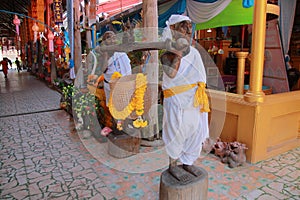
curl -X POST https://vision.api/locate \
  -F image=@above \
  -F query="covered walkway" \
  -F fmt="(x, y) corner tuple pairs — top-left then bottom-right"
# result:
(0, 70), (299, 199)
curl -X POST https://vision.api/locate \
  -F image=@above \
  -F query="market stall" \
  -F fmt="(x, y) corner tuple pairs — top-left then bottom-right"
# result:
(192, 0), (300, 163)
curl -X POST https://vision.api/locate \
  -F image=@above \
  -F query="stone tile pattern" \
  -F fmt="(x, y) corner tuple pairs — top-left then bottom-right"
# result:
(0, 111), (115, 200)
(80, 127), (296, 200)
(1, 71), (299, 200)
(1, 71), (114, 199)
(239, 147), (300, 200)
(0, 72), (61, 117)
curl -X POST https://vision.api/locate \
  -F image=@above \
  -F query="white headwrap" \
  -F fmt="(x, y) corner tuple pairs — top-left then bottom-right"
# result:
(166, 15), (191, 26)
(162, 14), (191, 41)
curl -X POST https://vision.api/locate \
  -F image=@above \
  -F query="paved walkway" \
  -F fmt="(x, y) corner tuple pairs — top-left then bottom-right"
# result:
(0, 70), (299, 200)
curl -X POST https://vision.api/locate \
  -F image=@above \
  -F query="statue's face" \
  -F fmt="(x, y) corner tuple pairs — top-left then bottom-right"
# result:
(171, 21), (192, 40)
(103, 32), (116, 45)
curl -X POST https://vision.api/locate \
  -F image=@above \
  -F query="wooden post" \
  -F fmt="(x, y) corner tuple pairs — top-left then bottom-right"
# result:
(141, 0), (159, 140)
(46, 0), (56, 83)
(50, 52), (56, 82)
(159, 166), (208, 200)
(236, 52), (249, 94)
(84, 0), (92, 53)
(74, 0), (82, 73)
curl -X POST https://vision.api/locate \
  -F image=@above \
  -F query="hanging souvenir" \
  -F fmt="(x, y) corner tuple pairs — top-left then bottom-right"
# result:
(13, 15), (20, 36)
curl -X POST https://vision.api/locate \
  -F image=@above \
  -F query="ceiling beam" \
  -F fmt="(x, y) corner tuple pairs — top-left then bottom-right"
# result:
(0, 0), (31, 38)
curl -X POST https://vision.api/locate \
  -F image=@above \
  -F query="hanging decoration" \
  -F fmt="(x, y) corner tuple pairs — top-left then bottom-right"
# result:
(55, 35), (64, 56)
(53, 0), (63, 24)
(48, 31), (54, 52)
(242, 0), (254, 8)
(65, 46), (70, 62)
(32, 23), (39, 43)
(69, 59), (76, 79)
(13, 15), (20, 36)
(62, 28), (70, 48)
(39, 32), (47, 42)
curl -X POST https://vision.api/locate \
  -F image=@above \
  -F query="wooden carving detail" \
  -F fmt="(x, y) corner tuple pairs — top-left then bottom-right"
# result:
(207, 138), (248, 168)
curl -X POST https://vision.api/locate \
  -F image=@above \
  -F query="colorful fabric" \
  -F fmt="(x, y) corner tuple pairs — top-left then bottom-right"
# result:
(195, 0), (254, 30)
(163, 82), (210, 113)
(186, 0), (232, 23)
(158, 0), (186, 28)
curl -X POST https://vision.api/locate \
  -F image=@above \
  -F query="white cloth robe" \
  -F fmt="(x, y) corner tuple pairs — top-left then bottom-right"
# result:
(162, 46), (209, 165)
(103, 52), (132, 105)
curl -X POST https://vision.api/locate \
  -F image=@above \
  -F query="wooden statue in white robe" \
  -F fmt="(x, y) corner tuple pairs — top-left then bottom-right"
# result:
(161, 15), (210, 184)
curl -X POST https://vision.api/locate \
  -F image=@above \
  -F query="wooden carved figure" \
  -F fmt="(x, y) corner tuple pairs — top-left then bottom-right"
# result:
(160, 14), (210, 184)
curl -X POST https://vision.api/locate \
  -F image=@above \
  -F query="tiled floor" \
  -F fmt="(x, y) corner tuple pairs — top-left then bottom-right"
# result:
(0, 70), (299, 199)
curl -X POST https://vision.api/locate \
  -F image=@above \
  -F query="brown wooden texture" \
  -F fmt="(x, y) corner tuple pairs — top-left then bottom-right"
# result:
(85, 1), (92, 53)
(107, 132), (141, 158)
(95, 41), (168, 53)
(74, 0), (82, 73)
(159, 166), (208, 200)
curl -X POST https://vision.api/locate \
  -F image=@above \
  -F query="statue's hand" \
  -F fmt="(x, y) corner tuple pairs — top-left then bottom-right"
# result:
(165, 38), (190, 57)
(161, 52), (180, 78)
(174, 38), (190, 57)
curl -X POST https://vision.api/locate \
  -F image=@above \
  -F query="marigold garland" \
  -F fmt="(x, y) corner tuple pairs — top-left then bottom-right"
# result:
(108, 72), (148, 129)
(111, 72), (122, 80)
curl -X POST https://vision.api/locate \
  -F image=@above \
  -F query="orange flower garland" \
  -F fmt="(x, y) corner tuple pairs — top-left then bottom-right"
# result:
(108, 72), (148, 129)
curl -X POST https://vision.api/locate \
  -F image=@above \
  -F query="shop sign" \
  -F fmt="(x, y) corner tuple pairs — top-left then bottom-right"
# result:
(53, 0), (63, 24)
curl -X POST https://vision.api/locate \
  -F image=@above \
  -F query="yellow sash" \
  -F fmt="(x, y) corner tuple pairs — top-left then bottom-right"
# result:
(163, 82), (210, 113)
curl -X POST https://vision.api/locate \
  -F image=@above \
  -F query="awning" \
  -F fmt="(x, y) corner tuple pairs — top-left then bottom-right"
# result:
(195, 0), (254, 30)
(158, 0), (254, 29)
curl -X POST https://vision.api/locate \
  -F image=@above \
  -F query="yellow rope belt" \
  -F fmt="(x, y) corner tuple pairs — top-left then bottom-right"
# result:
(163, 82), (210, 113)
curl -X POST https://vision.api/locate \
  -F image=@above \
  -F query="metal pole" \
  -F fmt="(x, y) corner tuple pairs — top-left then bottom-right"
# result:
(67, 0), (75, 62)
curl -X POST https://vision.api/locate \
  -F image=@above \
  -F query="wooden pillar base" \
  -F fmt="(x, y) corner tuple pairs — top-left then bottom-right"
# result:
(159, 166), (208, 200)
(244, 90), (265, 103)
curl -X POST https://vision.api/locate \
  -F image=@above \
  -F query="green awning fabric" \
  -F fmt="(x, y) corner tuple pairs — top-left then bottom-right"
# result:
(195, 0), (254, 30)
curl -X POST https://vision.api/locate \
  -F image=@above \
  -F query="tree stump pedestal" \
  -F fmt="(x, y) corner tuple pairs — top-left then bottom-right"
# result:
(107, 132), (140, 158)
(159, 165), (208, 200)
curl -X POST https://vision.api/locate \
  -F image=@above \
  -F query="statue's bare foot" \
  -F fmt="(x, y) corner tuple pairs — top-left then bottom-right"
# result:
(183, 164), (202, 177)
(169, 165), (194, 184)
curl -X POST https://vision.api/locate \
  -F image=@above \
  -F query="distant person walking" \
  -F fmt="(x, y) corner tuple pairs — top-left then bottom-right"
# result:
(15, 57), (22, 72)
(0, 58), (9, 79)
